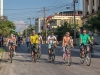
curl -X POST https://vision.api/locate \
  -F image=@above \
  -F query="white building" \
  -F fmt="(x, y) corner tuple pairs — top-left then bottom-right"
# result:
(0, 0), (3, 16)
(35, 17), (44, 33)
(82, 0), (100, 24)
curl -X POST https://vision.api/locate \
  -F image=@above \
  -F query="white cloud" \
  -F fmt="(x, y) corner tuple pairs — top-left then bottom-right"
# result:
(13, 20), (28, 32)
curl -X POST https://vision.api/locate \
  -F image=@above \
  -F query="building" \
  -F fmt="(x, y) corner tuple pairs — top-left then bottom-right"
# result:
(0, 0), (3, 16)
(82, 0), (100, 24)
(35, 17), (44, 33)
(47, 11), (83, 31)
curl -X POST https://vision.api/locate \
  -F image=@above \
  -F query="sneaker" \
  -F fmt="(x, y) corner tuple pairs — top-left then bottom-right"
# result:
(63, 59), (66, 64)
(14, 52), (16, 55)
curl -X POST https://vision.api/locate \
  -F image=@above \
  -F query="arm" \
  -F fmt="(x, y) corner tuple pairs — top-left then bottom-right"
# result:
(6, 38), (9, 46)
(62, 37), (64, 47)
(79, 34), (82, 44)
(40, 37), (43, 44)
(47, 36), (50, 44)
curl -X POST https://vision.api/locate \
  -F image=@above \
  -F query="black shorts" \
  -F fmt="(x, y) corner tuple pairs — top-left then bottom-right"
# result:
(31, 44), (38, 51)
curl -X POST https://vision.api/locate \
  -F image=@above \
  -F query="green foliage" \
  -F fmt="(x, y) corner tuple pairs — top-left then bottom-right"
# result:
(22, 25), (35, 37)
(0, 20), (16, 36)
(41, 30), (50, 36)
(84, 11), (100, 32)
(55, 22), (79, 37)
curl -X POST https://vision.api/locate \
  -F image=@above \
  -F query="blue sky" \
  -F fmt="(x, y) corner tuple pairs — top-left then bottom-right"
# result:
(4, 0), (82, 31)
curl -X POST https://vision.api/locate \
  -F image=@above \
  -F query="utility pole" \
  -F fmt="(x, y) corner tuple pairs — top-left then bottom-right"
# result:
(44, 7), (47, 44)
(73, 0), (77, 44)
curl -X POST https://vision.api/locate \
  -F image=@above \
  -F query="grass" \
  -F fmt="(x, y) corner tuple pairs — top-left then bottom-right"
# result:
(0, 48), (5, 53)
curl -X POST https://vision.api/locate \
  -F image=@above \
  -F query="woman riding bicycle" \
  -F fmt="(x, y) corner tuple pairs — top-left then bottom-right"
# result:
(62, 32), (71, 63)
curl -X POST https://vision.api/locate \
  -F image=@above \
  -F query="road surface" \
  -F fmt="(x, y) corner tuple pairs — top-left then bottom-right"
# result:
(0, 44), (100, 75)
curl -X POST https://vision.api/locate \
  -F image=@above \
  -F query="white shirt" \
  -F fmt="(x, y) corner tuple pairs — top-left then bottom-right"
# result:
(47, 35), (57, 44)
(26, 37), (30, 42)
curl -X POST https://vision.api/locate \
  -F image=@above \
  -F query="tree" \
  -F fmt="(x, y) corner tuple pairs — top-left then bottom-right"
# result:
(84, 11), (100, 32)
(0, 20), (16, 36)
(55, 22), (80, 41)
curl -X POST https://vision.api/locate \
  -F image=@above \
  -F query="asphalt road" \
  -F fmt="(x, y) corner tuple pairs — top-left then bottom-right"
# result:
(0, 44), (100, 75)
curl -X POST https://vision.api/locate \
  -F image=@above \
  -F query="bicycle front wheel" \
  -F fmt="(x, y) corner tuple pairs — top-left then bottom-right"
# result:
(67, 55), (72, 66)
(51, 54), (55, 62)
(86, 52), (91, 66)
(34, 53), (37, 63)
(10, 51), (13, 63)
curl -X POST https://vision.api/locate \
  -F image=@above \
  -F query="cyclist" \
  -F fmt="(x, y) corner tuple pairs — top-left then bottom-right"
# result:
(6, 34), (16, 59)
(90, 34), (94, 43)
(26, 35), (30, 49)
(79, 29), (91, 59)
(62, 32), (71, 63)
(89, 34), (94, 53)
(30, 30), (39, 60)
(0, 34), (3, 47)
(38, 33), (43, 51)
(18, 36), (21, 46)
(47, 32), (57, 60)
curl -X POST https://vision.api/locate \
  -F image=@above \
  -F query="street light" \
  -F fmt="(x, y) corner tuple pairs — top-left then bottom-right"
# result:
(27, 18), (34, 26)
(27, 18), (34, 34)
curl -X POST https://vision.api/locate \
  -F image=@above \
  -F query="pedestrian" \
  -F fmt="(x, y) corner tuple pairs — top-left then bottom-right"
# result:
(0, 34), (3, 47)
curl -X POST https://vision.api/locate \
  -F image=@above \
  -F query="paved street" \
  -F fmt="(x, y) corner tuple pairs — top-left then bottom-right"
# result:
(0, 44), (100, 75)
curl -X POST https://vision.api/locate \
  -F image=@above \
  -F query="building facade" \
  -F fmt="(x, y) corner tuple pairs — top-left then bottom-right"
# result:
(0, 0), (3, 16)
(82, 0), (100, 24)
(47, 11), (82, 30)
(35, 17), (44, 33)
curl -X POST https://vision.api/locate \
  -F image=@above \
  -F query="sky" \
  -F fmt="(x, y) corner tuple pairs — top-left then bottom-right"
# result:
(4, 0), (82, 32)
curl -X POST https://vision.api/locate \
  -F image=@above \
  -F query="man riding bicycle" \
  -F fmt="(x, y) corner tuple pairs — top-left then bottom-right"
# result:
(47, 32), (57, 60)
(79, 29), (91, 59)
(6, 34), (16, 59)
(30, 30), (39, 60)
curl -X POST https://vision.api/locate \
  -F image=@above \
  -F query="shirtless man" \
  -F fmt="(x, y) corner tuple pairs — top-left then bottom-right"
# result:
(6, 34), (16, 59)
(62, 32), (71, 62)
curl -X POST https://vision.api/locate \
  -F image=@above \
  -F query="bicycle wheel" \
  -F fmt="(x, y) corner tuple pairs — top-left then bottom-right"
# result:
(86, 52), (91, 66)
(80, 51), (84, 64)
(10, 51), (13, 63)
(67, 54), (72, 66)
(34, 53), (37, 63)
(51, 54), (55, 62)
(38, 49), (41, 58)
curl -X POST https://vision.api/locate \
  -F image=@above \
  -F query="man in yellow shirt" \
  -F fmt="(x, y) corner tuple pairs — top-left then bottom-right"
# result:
(30, 30), (39, 60)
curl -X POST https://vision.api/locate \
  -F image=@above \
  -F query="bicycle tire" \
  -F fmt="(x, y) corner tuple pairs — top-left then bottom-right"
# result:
(34, 53), (37, 63)
(80, 51), (84, 64)
(86, 52), (91, 66)
(52, 54), (55, 62)
(10, 51), (13, 63)
(67, 55), (72, 66)
(38, 49), (41, 58)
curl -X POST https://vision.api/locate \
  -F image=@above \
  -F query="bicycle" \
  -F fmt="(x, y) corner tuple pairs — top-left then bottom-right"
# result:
(49, 44), (55, 62)
(80, 43), (91, 66)
(31, 44), (39, 63)
(63, 45), (72, 66)
(9, 43), (14, 63)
